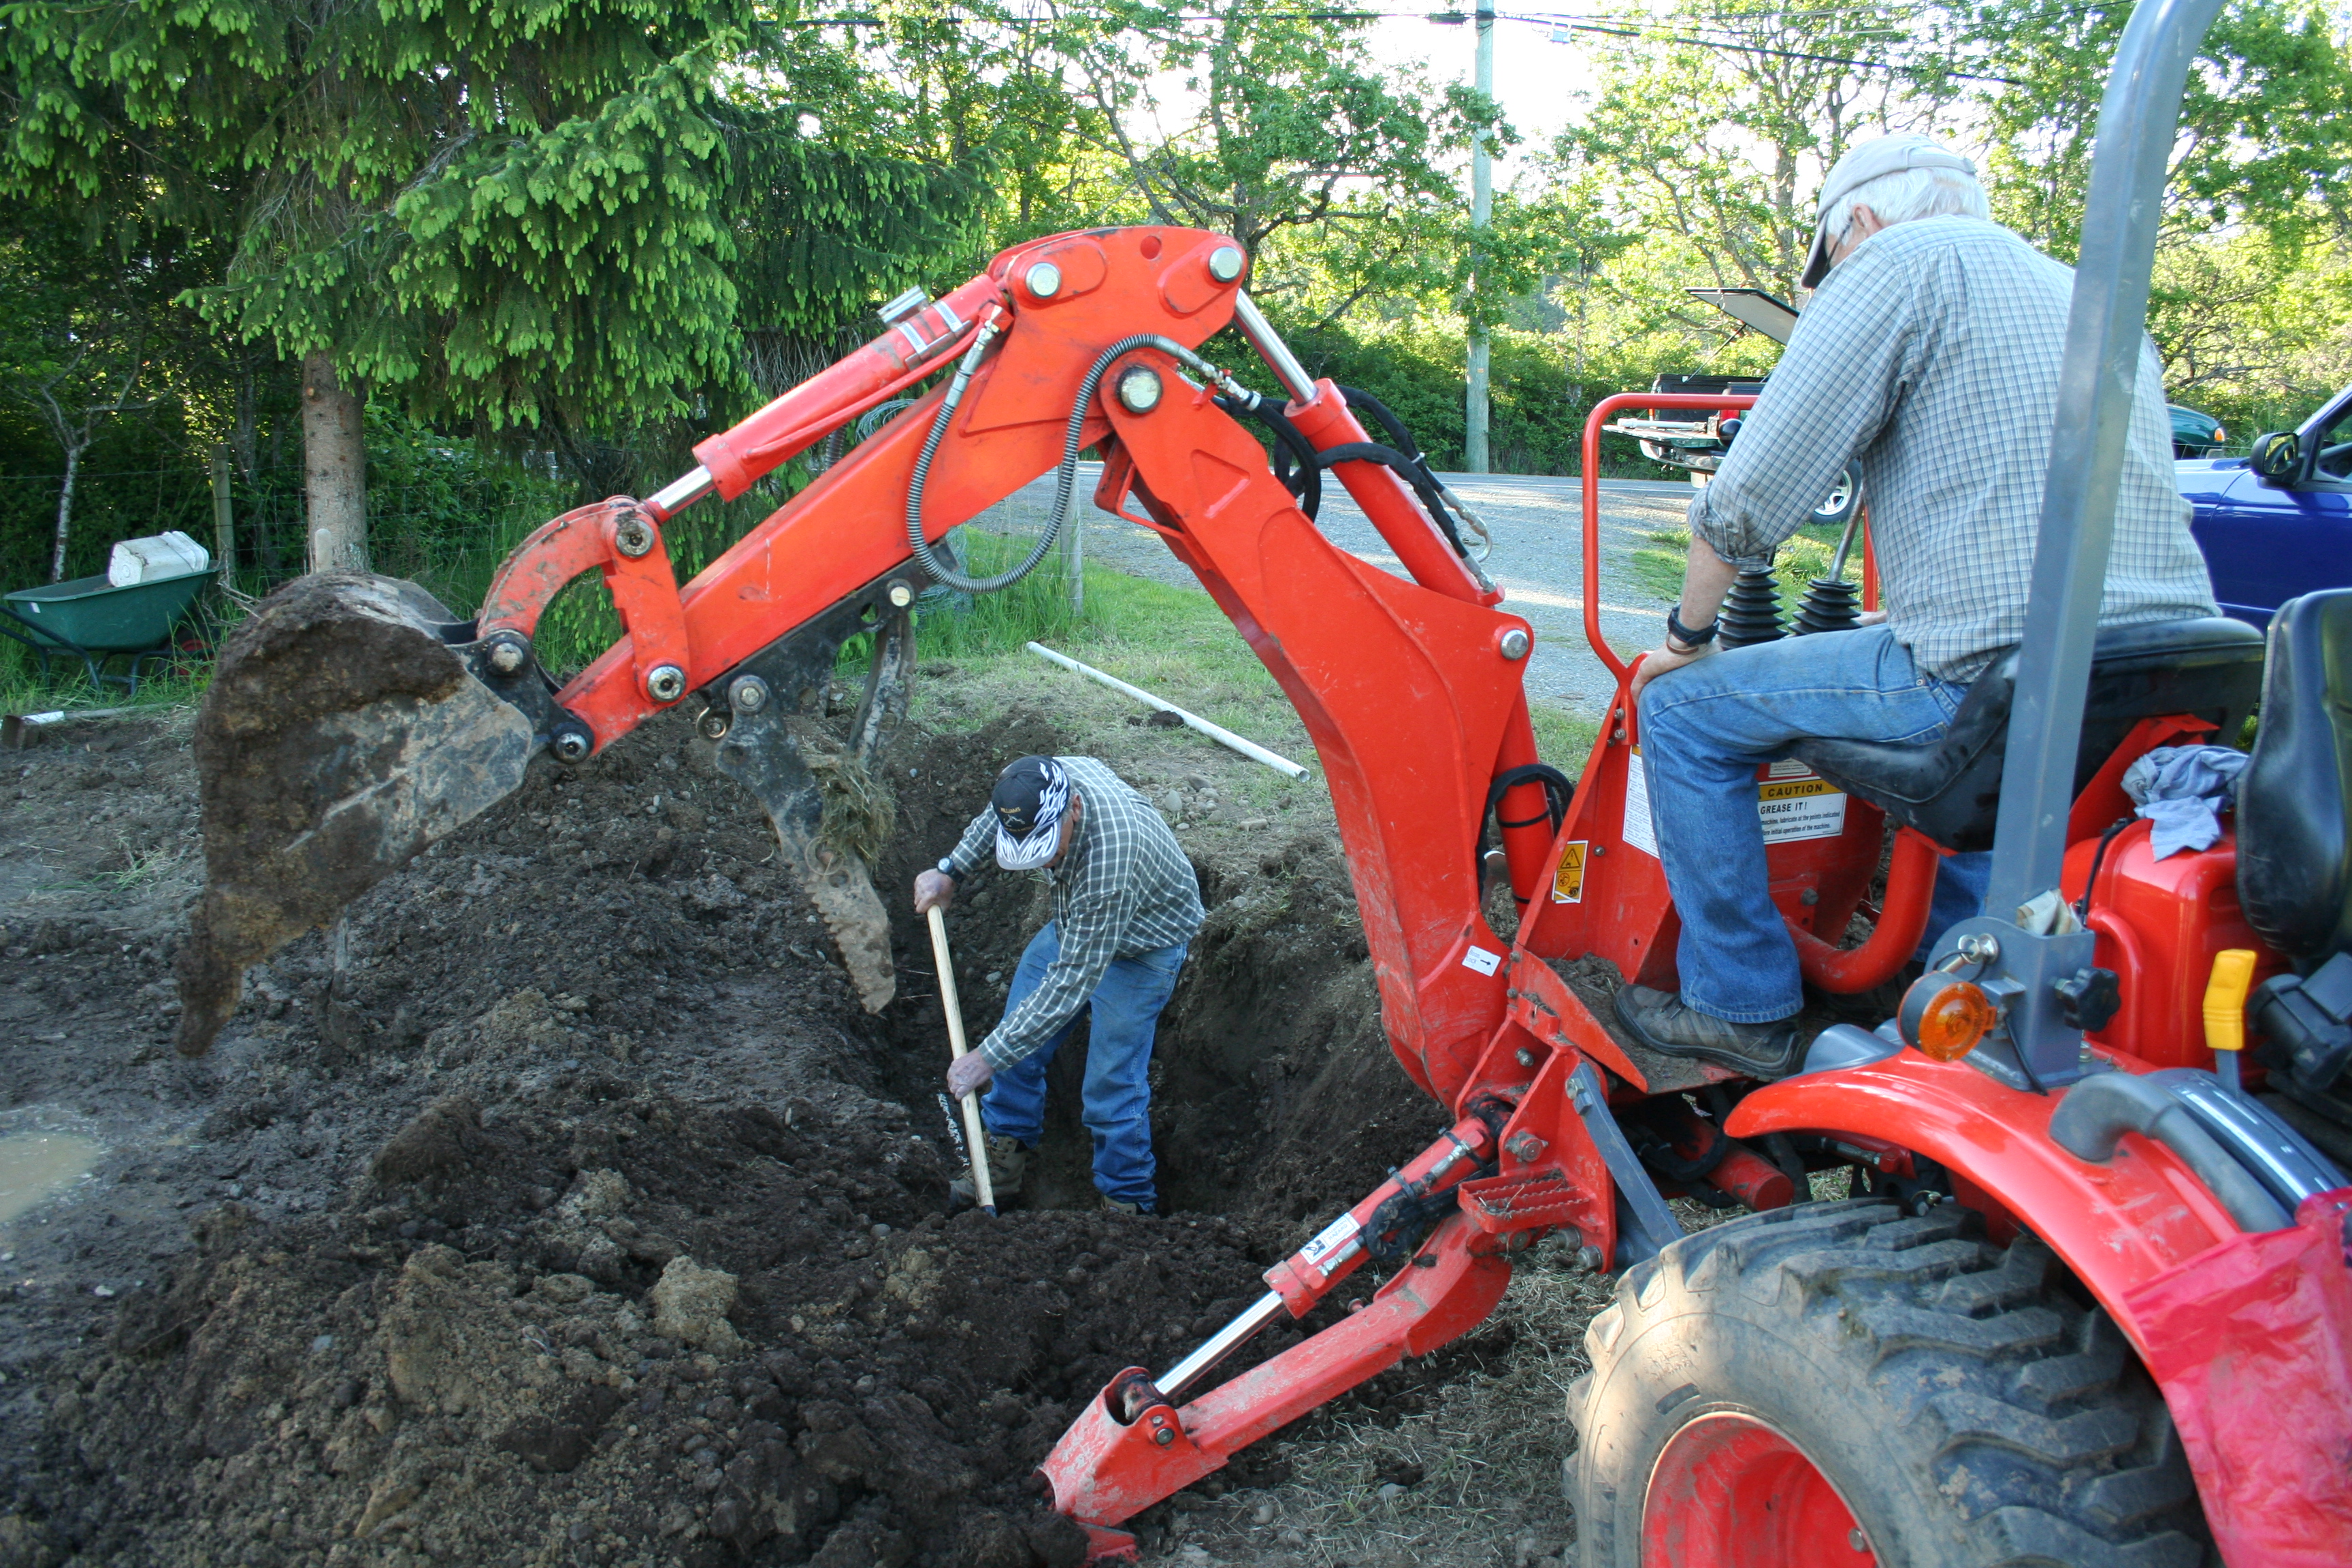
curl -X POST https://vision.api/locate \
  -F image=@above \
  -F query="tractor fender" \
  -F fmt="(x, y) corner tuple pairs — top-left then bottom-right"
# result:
(1735, 1054), (2352, 1566)
(1724, 1051), (2240, 1353)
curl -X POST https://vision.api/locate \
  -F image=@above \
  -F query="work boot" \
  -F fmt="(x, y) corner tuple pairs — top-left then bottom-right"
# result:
(1613, 985), (1801, 1081)
(1099, 1194), (1151, 1217)
(950, 1134), (1028, 1209)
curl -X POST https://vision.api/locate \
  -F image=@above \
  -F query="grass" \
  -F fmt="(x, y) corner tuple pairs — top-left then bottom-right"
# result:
(1628, 519), (1860, 617)
(870, 528), (1604, 791)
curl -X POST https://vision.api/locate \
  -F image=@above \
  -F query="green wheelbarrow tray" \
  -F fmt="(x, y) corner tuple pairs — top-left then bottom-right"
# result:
(1, 568), (212, 696)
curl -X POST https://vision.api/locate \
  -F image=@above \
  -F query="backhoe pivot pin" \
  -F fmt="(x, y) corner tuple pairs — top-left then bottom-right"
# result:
(551, 723), (593, 764)
(486, 636), (528, 674)
(728, 674), (770, 715)
(614, 514), (656, 559)
(646, 665), (686, 704)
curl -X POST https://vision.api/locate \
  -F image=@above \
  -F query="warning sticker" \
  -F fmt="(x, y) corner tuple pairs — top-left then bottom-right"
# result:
(1461, 945), (1503, 976)
(1623, 750), (1659, 857)
(1551, 841), (1589, 904)
(1757, 763), (1848, 844)
(1620, 749), (1846, 854)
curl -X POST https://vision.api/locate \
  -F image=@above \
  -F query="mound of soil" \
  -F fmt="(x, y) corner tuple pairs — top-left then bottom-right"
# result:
(0, 694), (1443, 1567)
(26, 1088), (1296, 1567)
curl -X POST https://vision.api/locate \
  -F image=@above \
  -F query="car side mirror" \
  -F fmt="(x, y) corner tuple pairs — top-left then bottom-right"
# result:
(2250, 430), (2301, 480)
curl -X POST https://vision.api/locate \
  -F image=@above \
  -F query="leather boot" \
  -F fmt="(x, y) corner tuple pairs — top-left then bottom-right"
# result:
(1614, 985), (1801, 1080)
(950, 1134), (1027, 1208)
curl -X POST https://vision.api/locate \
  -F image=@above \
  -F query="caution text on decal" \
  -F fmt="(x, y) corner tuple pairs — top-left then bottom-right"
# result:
(1622, 749), (1847, 854)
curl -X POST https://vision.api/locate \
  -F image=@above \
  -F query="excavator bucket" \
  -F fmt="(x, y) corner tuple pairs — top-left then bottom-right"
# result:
(173, 574), (536, 1055)
(174, 570), (911, 1056)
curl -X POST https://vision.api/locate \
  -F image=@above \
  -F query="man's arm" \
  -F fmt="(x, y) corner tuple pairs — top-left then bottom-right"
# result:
(915, 806), (996, 914)
(1631, 242), (1931, 699)
(1693, 245), (1925, 566)
(1630, 534), (1742, 700)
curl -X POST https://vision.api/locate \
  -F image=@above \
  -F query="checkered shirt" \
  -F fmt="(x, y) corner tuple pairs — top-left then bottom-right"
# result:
(1688, 215), (2218, 685)
(941, 756), (1203, 1070)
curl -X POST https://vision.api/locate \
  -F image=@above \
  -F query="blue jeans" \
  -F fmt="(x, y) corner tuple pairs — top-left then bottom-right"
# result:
(1639, 626), (1987, 1022)
(980, 921), (1187, 1209)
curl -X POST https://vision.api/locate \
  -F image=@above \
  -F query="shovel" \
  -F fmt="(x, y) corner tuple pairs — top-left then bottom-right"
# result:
(926, 904), (996, 1215)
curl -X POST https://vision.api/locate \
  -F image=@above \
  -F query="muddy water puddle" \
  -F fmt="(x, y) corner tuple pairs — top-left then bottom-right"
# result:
(0, 1124), (103, 1225)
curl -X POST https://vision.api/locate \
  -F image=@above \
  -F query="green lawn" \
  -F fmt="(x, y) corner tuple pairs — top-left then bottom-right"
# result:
(1629, 517), (1863, 619)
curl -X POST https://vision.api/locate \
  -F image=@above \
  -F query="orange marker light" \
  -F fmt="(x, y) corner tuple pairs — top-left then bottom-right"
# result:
(1899, 975), (1999, 1062)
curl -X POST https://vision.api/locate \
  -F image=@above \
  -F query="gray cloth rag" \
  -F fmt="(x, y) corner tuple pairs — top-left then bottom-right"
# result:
(2121, 744), (2249, 859)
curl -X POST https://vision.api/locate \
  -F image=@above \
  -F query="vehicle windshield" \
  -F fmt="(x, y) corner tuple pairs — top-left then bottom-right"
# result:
(2315, 401), (2352, 481)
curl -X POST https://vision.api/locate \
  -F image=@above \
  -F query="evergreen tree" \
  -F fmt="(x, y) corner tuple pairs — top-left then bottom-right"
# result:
(1, 1), (983, 569)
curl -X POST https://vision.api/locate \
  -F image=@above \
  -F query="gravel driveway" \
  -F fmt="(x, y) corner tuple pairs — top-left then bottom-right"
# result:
(971, 466), (1696, 718)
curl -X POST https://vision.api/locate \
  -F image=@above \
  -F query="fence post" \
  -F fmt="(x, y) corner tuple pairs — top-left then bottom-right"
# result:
(209, 444), (235, 590)
(1064, 493), (1084, 617)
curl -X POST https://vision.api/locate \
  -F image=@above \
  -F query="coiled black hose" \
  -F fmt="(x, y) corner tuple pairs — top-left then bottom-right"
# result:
(906, 328), (1262, 593)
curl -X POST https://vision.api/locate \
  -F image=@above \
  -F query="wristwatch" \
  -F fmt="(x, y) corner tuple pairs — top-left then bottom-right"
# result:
(1666, 606), (1719, 652)
(934, 858), (958, 877)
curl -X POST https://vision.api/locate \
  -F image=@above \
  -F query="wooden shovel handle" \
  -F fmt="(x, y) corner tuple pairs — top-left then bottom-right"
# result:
(926, 904), (994, 1211)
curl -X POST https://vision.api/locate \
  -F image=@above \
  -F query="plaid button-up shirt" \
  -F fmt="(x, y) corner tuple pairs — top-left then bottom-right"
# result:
(1689, 215), (2217, 685)
(942, 756), (1203, 1070)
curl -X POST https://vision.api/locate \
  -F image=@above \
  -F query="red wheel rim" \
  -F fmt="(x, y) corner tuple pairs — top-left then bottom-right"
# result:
(1642, 1410), (1877, 1567)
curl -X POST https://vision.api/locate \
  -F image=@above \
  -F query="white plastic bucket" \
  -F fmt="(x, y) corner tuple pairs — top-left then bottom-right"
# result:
(107, 530), (210, 587)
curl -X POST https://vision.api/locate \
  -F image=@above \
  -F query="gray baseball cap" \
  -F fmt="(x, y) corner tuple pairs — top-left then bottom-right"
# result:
(1800, 134), (1978, 289)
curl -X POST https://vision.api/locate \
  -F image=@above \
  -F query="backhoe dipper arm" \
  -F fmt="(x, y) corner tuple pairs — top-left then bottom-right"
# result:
(472, 227), (1550, 1102)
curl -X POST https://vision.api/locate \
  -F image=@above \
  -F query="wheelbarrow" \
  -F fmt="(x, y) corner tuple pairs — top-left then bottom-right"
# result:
(1, 568), (212, 696)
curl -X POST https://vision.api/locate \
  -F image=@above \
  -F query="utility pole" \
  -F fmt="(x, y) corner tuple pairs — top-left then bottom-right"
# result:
(1465, 0), (1494, 474)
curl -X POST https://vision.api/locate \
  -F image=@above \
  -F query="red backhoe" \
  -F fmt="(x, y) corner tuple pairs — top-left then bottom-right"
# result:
(174, 0), (2350, 1559)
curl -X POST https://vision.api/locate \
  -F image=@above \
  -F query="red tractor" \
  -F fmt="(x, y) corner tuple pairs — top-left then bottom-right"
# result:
(176, 0), (2349, 1559)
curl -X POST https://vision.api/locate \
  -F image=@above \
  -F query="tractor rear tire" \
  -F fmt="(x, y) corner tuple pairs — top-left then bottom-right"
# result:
(1567, 1198), (2210, 1568)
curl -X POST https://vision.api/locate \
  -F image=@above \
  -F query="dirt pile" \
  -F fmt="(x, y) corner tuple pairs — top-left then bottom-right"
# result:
(2, 695), (1446, 1566)
(23, 1087), (1298, 1567)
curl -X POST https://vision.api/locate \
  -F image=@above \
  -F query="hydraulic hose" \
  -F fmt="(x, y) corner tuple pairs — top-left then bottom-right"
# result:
(906, 326), (1272, 594)
(2048, 1071), (2289, 1232)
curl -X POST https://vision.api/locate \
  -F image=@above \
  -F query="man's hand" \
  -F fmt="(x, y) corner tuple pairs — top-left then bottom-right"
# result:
(1630, 642), (1711, 704)
(946, 1051), (993, 1100)
(913, 868), (956, 915)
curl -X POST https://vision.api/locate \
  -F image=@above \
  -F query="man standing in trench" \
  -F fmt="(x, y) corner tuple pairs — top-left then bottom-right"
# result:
(913, 755), (1203, 1214)
(1616, 133), (2217, 1079)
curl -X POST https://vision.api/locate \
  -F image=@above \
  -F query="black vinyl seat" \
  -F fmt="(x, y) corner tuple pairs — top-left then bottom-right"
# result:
(1789, 617), (2265, 853)
(2237, 592), (2352, 960)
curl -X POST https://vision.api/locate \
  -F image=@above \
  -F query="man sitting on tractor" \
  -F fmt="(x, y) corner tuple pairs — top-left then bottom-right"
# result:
(1618, 133), (2219, 1079)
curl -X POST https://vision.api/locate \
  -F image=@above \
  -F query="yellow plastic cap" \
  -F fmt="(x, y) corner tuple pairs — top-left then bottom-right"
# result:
(2202, 948), (2259, 1056)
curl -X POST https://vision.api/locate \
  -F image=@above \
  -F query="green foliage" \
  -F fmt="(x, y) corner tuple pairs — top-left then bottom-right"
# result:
(1957, 0), (2352, 258)
(0, 0), (991, 444)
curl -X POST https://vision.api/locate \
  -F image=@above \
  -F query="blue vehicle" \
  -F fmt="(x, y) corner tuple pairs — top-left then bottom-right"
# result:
(2176, 382), (2352, 627)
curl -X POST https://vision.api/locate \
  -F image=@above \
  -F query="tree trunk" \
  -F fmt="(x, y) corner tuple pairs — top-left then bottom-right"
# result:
(49, 442), (81, 583)
(301, 350), (367, 574)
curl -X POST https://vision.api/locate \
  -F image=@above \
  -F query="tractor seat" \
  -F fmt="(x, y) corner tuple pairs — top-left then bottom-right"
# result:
(2237, 591), (2352, 959)
(1790, 617), (2264, 853)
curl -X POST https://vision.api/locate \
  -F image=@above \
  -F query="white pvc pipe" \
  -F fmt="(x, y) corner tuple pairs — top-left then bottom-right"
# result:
(1024, 642), (1309, 780)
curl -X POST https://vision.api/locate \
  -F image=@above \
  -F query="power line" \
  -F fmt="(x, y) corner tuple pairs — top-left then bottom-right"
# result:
(779, 3), (2023, 85)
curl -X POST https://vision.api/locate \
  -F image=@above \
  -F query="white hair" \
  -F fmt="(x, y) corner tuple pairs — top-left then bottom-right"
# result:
(1833, 165), (1990, 244)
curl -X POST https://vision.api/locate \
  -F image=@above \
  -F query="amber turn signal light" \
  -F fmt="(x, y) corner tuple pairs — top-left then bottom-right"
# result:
(1899, 973), (1999, 1061)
